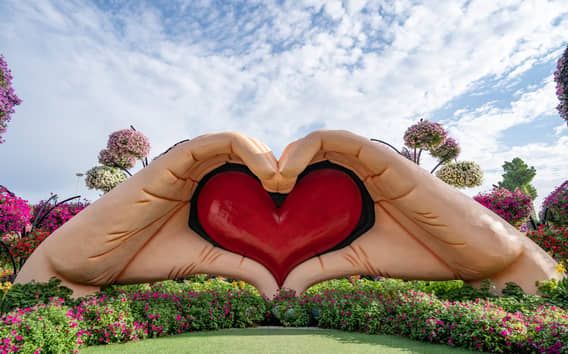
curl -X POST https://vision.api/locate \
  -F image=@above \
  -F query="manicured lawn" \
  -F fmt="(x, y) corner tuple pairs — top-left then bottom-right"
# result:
(80, 327), (477, 353)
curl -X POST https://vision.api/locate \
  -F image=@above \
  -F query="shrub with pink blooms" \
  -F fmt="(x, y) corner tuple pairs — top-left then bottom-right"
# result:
(4, 278), (567, 353)
(554, 45), (568, 124)
(474, 187), (533, 227)
(541, 180), (568, 227)
(0, 188), (31, 235)
(32, 199), (89, 233)
(0, 55), (22, 144)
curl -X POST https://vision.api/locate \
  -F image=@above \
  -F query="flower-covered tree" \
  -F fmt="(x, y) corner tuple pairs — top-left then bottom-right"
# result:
(374, 119), (482, 189)
(554, 45), (568, 125)
(85, 127), (150, 193)
(0, 55), (22, 144)
(541, 180), (568, 227)
(473, 187), (533, 227)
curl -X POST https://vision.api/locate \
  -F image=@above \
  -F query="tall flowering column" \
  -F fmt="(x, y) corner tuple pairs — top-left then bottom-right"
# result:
(554, 45), (568, 125)
(85, 127), (151, 193)
(0, 55), (22, 144)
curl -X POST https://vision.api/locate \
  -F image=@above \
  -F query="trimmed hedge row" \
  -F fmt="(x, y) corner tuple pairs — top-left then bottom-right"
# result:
(1, 278), (567, 353)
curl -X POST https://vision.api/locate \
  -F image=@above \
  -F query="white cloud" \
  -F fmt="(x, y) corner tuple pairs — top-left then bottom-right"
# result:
(0, 0), (566, 205)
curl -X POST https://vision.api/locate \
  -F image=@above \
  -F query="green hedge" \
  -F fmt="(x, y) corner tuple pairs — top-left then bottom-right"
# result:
(1, 278), (567, 353)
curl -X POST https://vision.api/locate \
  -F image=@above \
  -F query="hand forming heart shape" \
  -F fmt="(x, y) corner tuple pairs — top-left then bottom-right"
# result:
(16, 130), (561, 297)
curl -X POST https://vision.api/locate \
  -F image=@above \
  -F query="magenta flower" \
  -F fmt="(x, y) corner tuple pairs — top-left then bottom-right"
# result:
(541, 180), (568, 226)
(0, 188), (31, 235)
(32, 199), (89, 233)
(474, 187), (533, 227)
(554, 45), (568, 124)
(0, 55), (22, 144)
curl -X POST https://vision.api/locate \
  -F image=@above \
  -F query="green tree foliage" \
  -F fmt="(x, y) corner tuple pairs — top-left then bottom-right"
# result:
(498, 157), (537, 199)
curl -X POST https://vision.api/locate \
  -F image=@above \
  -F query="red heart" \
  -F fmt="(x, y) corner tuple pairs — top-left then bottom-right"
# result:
(196, 167), (362, 286)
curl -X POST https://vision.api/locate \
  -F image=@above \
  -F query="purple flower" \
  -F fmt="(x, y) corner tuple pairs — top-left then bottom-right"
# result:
(403, 119), (447, 150)
(0, 55), (22, 144)
(554, 45), (568, 124)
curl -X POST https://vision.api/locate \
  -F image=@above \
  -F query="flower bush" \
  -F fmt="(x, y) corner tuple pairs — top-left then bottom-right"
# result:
(541, 181), (568, 227)
(403, 119), (447, 150)
(0, 189), (31, 235)
(430, 137), (460, 161)
(474, 187), (533, 227)
(85, 166), (127, 193)
(32, 199), (89, 233)
(98, 148), (136, 169)
(554, 45), (568, 124)
(435, 161), (483, 189)
(1, 278), (567, 353)
(0, 55), (22, 144)
(527, 225), (568, 262)
(106, 129), (150, 160)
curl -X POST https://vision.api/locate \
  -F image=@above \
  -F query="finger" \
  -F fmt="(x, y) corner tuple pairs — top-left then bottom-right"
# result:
(115, 205), (279, 297)
(283, 208), (456, 293)
(291, 130), (524, 276)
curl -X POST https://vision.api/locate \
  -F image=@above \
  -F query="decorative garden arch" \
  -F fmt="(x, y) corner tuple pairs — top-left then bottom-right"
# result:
(15, 131), (562, 297)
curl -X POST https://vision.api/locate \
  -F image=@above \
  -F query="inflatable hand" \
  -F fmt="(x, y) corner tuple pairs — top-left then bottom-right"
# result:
(280, 130), (560, 294)
(16, 133), (286, 297)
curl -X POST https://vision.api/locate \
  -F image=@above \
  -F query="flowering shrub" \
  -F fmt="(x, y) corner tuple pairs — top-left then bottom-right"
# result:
(0, 189), (31, 235)
(1, 278), (568, 353)
(430, 137), (460, 161)
(0, 299), (78, 354)
(106, 129), (150, 160)
(541, 181), (568, 227)
(32, 199), (89, 233)
(269, 289), (310, 327)
(0, 55), (22, 144)
(527, 225), (568, 262)
(435, 161), (483, 189)
(474, 187), (533, 227)
(98, 148), (136, 169)
(85, 166), (127, 193)
(554, 45), (568, 124)
(403, 119), (447, 150)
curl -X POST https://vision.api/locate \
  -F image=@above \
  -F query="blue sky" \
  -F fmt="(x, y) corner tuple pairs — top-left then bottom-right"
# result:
(0, 0), (566, 208)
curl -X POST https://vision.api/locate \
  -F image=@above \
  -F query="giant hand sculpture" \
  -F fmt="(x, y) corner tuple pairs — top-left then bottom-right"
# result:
(16, 130), (561, 297)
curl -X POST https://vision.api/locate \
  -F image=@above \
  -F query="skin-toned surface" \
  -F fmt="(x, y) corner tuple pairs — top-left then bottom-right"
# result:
(15, 130), (562, 297)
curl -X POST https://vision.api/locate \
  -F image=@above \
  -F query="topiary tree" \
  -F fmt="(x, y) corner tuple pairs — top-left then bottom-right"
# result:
(85, 126), (150, 193)
(373, 118), (483, 189)
(0, 55), (22, 144)
(554, 44), (568, 125)
(498, 157), (537, 200)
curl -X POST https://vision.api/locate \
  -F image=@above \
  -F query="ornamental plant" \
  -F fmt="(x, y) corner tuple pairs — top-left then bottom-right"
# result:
(554, 45), (568, 124)
(541, 181), (568, 227)
(474, 187), (533, 227)
(85, 166), (128, 193)
(0, 188), (31, 235)
(374, 119), (482, 189)
(435, 161), (483, 188)
(86, 127), (151, 193)
(0, 55), (22, 144)
(527, 225), (568, 262)
(32, 199), (89, 233)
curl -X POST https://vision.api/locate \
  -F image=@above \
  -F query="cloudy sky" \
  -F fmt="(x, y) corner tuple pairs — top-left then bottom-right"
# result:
(0, 0), (566, 208)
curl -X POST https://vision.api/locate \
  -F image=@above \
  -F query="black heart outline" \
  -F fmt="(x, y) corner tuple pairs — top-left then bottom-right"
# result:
(188, 160), (375, 258)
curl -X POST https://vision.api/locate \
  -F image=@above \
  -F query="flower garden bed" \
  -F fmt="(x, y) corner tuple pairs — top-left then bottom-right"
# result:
(1, 277), (567, 354)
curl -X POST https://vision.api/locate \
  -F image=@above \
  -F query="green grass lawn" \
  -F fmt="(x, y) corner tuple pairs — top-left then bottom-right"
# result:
(80, 327), (478, 353)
